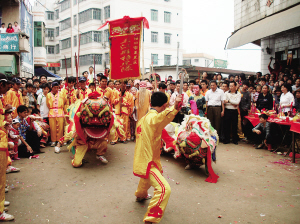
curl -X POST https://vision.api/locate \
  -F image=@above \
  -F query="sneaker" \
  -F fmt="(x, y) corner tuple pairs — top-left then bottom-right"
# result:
(3, 207), (8, 212)
(50, 142), (56, 147)
(54, 146), (61, 154)
(96, 155), (108, 164)
(4, 201), (10, 206)
(185, 164), (192, 170)
(256, 143), (264, 149)
(6, 166), (20, 174)
(0, 212), (14, 221)
(5, 188), (8, 193)
(136, 194), (152, 202)
(29, 155), (39, 159)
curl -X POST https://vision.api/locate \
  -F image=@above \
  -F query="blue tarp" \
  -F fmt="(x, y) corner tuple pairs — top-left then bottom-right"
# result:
(34, 67), (61, 79)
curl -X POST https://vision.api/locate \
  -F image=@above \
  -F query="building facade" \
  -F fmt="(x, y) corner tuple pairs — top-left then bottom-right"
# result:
(33, 0), (183, 78)
(227, 0), (300, 75)
(182, 53), (214, 67)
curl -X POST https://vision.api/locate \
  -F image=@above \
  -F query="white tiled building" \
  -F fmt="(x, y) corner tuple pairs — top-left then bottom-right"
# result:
(227, 0), (300, 75)
(33, 0), (183, 77)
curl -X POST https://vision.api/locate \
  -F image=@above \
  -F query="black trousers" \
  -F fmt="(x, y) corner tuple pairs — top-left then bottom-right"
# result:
(207, 106), (222, 135)
(224, 108), (239, 143)
(240, 109), (251, 138)
(18, 131), (42, 157)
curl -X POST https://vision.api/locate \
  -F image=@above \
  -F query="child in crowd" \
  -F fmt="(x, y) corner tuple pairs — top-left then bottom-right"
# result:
(89, 82), (96, 92)
(252, 84), (261, 103)
(8, 119), (22, 160)
(21, 87), (29, 107)
(252, 114), (272, 151)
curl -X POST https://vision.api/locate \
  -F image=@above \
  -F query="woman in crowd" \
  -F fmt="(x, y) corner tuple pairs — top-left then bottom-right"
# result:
(279, 83), (295, 115)
(6, 23), (14, 33)
(256, 85), (273, 111)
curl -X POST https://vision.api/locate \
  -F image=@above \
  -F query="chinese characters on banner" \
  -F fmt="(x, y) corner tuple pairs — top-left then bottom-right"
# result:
(98, 16), (149, 80)
(0, 34), (19, 52)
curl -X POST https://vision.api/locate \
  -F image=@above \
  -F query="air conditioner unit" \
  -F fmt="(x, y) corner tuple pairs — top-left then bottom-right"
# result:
(49, 37), (54, 41)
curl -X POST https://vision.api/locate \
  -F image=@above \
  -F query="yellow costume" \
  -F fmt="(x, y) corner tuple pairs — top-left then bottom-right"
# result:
(46, 92), (66, 142)
(78, 88), (92, 101)
(133, 106), (178, 223)
(185, 89), (193, 97)
(0, 96), (6, 127)
(0, 128), (8, 215)
(4, 89), (23, 118)
(136, 89), (151, 121)
(112, 90), (131, 142)
(96, 87), (113, 105)
(61, 87), (77, 112)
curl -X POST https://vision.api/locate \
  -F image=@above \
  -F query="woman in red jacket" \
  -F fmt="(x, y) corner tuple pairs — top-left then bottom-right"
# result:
(6, 23), (14, 33)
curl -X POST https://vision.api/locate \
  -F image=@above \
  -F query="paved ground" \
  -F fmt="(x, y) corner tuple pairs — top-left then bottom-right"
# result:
(5, 141), (300, 224)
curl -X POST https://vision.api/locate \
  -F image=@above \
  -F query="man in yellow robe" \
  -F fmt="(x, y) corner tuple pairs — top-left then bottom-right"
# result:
(77, 77), (91, 101)
(133, 92), (182, 224)
(46, 82), (66, 147)
(136, 81), (151, 121)
(111, 81), (131, 144)
(60, 77), (77, 112)
(4, 78), (23, 119)
(0, 74), (14, 221)
(96, 76), (113, 105)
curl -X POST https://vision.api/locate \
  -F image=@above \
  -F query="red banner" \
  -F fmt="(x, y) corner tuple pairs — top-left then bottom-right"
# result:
(46, 63), (60, 67)
(98, 16), (149, 80)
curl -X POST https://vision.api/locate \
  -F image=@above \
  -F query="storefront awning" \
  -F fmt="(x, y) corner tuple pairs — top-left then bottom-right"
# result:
(34, 67), (61, 79)
(226, 5), (300, 49)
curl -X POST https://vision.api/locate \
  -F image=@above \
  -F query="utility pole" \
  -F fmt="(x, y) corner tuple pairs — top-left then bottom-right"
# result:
(176, 41), (179, 79)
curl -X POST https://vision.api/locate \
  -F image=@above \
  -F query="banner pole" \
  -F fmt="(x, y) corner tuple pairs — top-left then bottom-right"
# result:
(141, 13), (144, 80)
(64, 55), (68, 84)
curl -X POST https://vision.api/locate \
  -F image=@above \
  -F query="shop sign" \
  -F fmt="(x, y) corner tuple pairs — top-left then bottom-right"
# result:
(0, 34), (19, 52)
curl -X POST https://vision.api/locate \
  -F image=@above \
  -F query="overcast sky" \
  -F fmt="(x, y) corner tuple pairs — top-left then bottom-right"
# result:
(182, 0), (261, 72)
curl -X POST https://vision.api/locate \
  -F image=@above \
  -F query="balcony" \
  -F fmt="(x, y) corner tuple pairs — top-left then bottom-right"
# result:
(0, 32), (30, 53)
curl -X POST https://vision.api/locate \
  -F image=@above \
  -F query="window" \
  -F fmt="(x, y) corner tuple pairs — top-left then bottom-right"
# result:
(61, 0), (70, 12)
(94, 31), (102, 42)
(79, 54), (102, 66)
(164, 55), (171, 66)
(61, 37), (71, 50)
(56, 44), (60, 54)
(55, 9), (59, 20)
(74, 14), (77, 25)
(151, 54), (158, 65)
(151, 9), (158, 21)
(79, 8), (101, 24)
(34, 22), (45, 47)
(194, 59), (199, 62)
(46, 11), (54, 20)
(151, 32), (158, 43)
(47, 46), (55, 54)
(60, 18), (71, 31)
(104, 6), (110, 19)
(46, 28), (54, 38)
(55, 27), (59, 37)
(183, 59), (191, 66)
(164, 33), (171, 44)
(164, 11), (171, 23)
(105, 53), (110, 65)
(73, 0), (77, 5)
(61, 58), (71, 69)
(74, 35), (77, 46)
(104, 30), (109, 42)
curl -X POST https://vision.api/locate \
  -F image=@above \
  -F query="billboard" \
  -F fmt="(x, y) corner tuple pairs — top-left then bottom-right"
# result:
(0, 34), (19, 52)
(214, 59), (228, 68)
(20, 1), (34, 74)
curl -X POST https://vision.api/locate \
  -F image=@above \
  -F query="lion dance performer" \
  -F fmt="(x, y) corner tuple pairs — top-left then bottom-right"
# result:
(133, 92), (182, 224)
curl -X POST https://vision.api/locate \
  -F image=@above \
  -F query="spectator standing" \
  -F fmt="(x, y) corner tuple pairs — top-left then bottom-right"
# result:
(256, 85), (273, 111)
(34, 79), (42, 96)
(240, 81), (251, 138)
(294, 89), (300, 112)
(205, 80), (225, 135)
(6, 23), (14, 33)
(0, 23), (6, 33)
(26, 83), (36, 109)
(274, 87), (281, 112)
(280, 83), (295, 115)
(223, 81), (241, 145)
(13, 22), (20, 33)
(200, 80), (209, 96)
(39, 75), (47, 84)
(292, 78), (300, 93)
(21, 88), (29, 107)
(37, 84), (50, 123)
(268, 57), (281, 81)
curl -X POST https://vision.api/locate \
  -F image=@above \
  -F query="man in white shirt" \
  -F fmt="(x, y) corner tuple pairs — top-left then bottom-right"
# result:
(205, 80), (225, 135)
(223, 81), (241, 145)
(88, 66), (94, 84)
(292, 78), (300, 93)
(0, 23), (6, 33)
(169, 82), (189, 123)
(37, 83), (50, 122)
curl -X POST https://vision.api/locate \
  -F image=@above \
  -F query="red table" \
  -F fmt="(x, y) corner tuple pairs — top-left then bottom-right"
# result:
(290, 122), (300, 163)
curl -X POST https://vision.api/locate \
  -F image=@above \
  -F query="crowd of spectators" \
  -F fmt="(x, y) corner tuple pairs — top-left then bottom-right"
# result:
(0, 22), (21, 33)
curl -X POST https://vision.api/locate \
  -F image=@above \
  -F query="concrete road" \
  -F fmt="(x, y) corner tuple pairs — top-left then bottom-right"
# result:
(5, 142), (300, 224)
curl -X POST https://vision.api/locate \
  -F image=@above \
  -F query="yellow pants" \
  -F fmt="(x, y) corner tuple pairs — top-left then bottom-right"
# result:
(7, 156), (11, 167)
(0, 151), (6, 214)
(135, 166), (171, 223)
(72, 138), (108, 168)
(121, 114), (130, 141)
(237, 113), (244, 139)
(49, 117), (64, 142)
